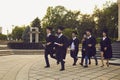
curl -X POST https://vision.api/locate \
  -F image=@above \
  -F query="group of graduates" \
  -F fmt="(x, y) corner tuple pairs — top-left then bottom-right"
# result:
(44, 26), (112, 71)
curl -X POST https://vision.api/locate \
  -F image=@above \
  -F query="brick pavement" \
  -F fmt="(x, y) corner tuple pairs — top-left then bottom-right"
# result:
(0, 55), (119, 80)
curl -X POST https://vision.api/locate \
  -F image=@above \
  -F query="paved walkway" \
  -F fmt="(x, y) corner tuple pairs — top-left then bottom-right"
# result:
(0, 55), (119, 80)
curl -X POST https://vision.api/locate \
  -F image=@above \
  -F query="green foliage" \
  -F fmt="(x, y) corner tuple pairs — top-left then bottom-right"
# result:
(96, 37), (101, 43)
(93, 2), (118, 39)
(63, 10), (80, 29)
(10, 1), (118, 42)
(31, 17), (41, 28)
(42, 6), (67, 29)
(0, 34), (7, 40)
(63, 28), (73, 39)
(78, 14), (96, 40)
(12, 26), (25, 40)
(39, 28), (46, 42)
(42, 6), (80, 30)
(42, 2), (117, 41)
(22, 26), (30, 42)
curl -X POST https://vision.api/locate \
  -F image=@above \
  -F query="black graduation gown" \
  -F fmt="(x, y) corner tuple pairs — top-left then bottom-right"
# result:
(100, 37), (112, 59)
(69, 38), (79, 53)
(45, 34), (56, 54)
(81, 39), (86, 57)
(85, 36), (96, 57)
(55, 35), (68, 61)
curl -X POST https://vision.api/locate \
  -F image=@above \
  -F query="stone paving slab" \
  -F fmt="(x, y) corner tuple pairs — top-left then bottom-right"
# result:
(109, 59), (120, 65)
(28, 55), (120, 80)
(0, 55), (119, 80)
(0, 55), (40, 80)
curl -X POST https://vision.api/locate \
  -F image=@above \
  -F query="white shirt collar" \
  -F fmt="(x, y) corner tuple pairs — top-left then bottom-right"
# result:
(71, 42), (75, 50)
(58, 33), (63, 38)
(47, 33), (51, 37)
(73, 37), (77, 40)
(103, 37), (106, 40)
(88, 35), (92, 39)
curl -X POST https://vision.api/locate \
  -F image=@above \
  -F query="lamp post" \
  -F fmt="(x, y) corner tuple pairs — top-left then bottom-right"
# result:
(11, 25), (15, 41)
(118, 0), (120, 41)
(7, 30), (9, 40)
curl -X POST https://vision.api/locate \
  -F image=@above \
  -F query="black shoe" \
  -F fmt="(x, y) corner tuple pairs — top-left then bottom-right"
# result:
(60, 69), (65, 71)
(73, 63), (76, 66)
(80, 63), (83, 66)
(84, 65), (88, 68)
(44, 66), (50, 68)
(96, 63), (98, 66)
(57, 61), (59, 65)
(89, 62), (91, 65)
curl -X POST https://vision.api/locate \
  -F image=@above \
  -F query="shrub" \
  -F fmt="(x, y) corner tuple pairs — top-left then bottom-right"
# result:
(96, 37), (101, 43)
(63, 28), (73, 39)
(0, 34), (7, 40)
(7, 42), (44, 49)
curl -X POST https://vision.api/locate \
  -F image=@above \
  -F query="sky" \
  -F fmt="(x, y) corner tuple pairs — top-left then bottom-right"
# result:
(0, 0), (117, 34)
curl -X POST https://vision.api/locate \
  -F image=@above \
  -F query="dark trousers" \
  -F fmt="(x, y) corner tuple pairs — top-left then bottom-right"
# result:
(81, 51), (91, 65)
(60, 60), (65, 70)
(70, 50), (78, 64)
(56, 57), (65, 70)
(56, 54), (66, 70)
(93, 55), (98, 64)
(44, 50), (56, 66)
(85, 55), (98, 65)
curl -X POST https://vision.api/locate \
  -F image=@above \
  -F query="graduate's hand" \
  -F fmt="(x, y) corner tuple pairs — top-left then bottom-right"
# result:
(88, 44), (92, 47)
(58, 44), (63, 47)
(83, 49), (85, 51)
(46, 42), (51, 45)
(53, 47), (55, 50)
(104, 47), (107, 51)
(54, 42), (63, 46)
(54, 42), (58, 45)
(71, 49), (75, 51)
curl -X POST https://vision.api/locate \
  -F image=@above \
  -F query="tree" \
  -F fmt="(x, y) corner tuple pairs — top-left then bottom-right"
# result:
(42, 6), (67, 29)
(31, 17), (41, 28)
(42, 6), (81, 29)
(93, 2), (118, 39)
(78, 14), (96, 39)
(42, 5), (81, 38)
(39, 28), (46, 42)
(0, 34), (7, 40)
(63, 10), (81, 29)
(63, 28), (73, 39)
(22, 26), (30, 42)
(12, 26), (25, 40)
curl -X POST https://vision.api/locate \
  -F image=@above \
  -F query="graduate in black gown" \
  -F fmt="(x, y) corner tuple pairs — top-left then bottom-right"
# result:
(54, 26), (68, 71)
(100, 30), (112, 67)
(44, 27), (56, 68)
(69, 31), (79, 66)
(84, 30), (98, 67)
(80, 33), (91, 66)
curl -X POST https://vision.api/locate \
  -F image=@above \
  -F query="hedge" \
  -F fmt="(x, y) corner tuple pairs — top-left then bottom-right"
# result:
(7, 42), (44, 49)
